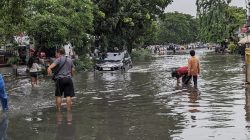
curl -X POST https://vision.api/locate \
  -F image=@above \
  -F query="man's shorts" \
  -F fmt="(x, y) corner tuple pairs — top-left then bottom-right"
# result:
(55, 77), (75, 98)
(30, 72), (38, 78)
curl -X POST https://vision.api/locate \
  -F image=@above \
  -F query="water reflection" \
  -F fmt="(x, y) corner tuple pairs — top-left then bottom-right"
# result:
(187, 87), (200, 121)
(0, 113), (8, 140)
(56, 111), (76, 140)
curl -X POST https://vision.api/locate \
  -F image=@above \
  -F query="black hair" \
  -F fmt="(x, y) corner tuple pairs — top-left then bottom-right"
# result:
(56, 48), (65, 55)
(27, 57), (35, 68)
(190, 50), (195, 56)
(171, 71), (176, 77)
(172, 71), (180, 78)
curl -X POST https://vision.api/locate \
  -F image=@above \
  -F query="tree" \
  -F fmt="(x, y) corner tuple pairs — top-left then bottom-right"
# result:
(196, 0), (246, 43)
(156, 12), (198, 44)
(0, 0), (27, 44)
(93, 0), (173, 53)
(225, 6), (246, 41)
(26, 0), (94, 55)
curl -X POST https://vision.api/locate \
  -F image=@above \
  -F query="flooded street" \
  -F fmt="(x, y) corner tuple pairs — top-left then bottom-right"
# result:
(1, 50), (249, 140)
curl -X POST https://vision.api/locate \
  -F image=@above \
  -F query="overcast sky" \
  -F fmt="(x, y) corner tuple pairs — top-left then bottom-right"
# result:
(165, 0), (246, 16)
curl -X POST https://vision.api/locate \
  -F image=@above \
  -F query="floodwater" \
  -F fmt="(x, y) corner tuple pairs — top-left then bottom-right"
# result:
(0, 49), (249, 140)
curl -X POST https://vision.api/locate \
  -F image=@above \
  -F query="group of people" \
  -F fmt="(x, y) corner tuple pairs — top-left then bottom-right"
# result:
(172, 50), (200, 87)
(0, 48), (199, 112)
(26, 48), (75, 111)
(0, 48), (75, 112)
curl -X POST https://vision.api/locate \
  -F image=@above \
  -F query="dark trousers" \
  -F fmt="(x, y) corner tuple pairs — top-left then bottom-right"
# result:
(184, 75), (198, 86)
(182, 74), (188, 83)
(0, 78), (8, 111)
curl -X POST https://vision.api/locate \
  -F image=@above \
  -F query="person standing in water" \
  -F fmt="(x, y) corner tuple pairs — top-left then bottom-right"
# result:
(47, 48), (75, 111)
(0, 74), (8, 112)
(185, 50), (200, 87)
(28, 56), (41, 87)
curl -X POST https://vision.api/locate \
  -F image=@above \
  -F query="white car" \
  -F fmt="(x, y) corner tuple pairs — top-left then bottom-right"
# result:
(95, 51), (133, 71)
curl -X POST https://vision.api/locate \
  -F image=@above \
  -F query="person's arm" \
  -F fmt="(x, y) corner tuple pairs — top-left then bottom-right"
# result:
(188, 59), (191, 75)
(47, 63), (57, 76)
(177, 78), (180, 83)
(197, 59), (200, 75)
(71, 60), (75, 77)
(47, 58), (60, 76)
(71, 67), (75, 77)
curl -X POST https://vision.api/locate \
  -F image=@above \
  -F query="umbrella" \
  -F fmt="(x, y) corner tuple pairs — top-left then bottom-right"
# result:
(238, 35), (250, 44)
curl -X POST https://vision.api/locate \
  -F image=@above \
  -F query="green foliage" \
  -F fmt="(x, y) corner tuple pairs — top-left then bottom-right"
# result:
(131, 48), (152, 61)
(196, 0), (246, 43)
(143, 21), (160, 45)
(157, 12), (198, 44)
(0, 0), (27, 44)
(26, 0), (94, 54)
(228, 42), (237, 53)
(93, 0), (173, 53)
(74, 56), (94, 71)
(7, 56), (20, 65)
(1, 0), (174, 57)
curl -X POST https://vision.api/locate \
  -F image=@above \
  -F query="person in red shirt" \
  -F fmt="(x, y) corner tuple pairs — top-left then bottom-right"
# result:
(172, 66), (188, 83)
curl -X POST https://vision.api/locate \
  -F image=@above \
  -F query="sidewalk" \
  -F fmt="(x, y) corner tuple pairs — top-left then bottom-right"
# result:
(0, 67), (12, 75)
(0, 65), (29, 76)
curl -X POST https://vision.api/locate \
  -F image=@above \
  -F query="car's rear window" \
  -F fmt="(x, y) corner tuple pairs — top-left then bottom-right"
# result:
(104, 53), (123, 61)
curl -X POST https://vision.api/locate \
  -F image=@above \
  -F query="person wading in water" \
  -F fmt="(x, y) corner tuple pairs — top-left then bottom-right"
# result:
(185, 50), (200, 87)
(171, 66), (188, 83)
(47, 48), (75, 111)
(0, 74), (8, 112)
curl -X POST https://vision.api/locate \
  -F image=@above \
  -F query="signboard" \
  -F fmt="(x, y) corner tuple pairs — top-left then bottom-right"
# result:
(14, 32), (30, 45)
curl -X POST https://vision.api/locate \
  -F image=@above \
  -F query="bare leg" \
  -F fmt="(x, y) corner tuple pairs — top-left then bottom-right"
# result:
(35, 77), (39, 85)
(66, 96), (72, 111)
(31, 77), (35, 87)
(56, 96), (62, 111)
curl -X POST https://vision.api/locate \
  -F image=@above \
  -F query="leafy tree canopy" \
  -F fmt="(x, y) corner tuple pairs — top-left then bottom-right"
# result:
(93, 0), (173, 53)
(27, 0), (94, 54)
(0, 0), (27, 44)
(196, 0), (246, 43)
(157, 12), (198, 44)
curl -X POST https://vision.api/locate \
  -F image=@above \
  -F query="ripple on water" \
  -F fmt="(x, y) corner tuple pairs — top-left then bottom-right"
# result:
(124, 94), (141, 98)
(92, 97), (103, 100)
(5, 50), (249, 140)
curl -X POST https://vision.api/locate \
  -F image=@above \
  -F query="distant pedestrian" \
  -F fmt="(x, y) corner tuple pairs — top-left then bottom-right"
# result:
(94, 48), (99, 57)
(0, 74), (8, 112)
(171, 66), (188, 83)
(47, 48), (75, 111)
(185, 50), (200, 87)
(27, 57), (41, 87)
(173, 46), (176, 54)
(220, 39), (228, 54)
(114, 47), (119, 52)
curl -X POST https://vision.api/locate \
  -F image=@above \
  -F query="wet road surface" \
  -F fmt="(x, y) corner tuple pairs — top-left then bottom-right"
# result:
(0, 49), (249, 140)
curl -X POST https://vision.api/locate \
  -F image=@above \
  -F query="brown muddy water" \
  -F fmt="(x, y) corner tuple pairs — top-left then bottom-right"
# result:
(0, 50), (249, 140)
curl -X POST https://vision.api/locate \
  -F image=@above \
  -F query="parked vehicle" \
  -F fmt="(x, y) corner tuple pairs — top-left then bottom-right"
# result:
(94, 51), (132, 71)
